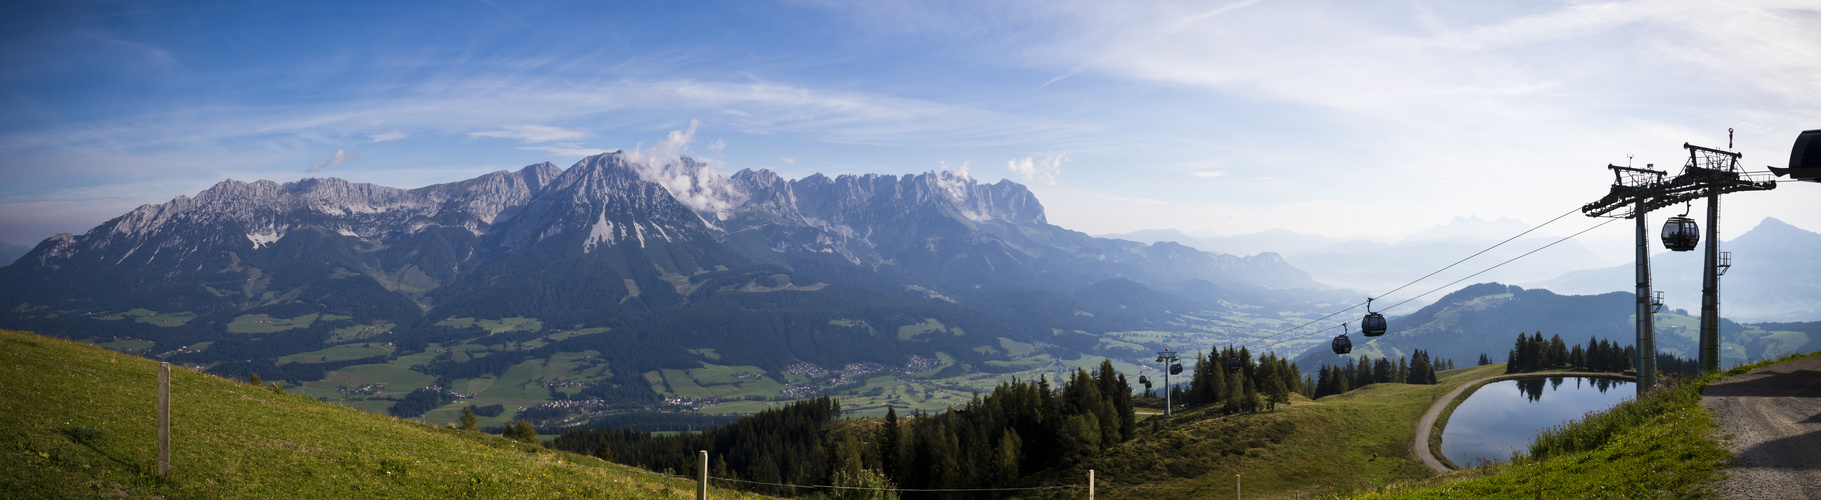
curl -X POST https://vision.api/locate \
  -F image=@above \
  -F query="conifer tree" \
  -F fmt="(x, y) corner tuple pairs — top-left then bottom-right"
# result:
(594, 439), (612, 461)
(995, 429), (1021, 484)
(877, 406), (901, 478)
(461, 406), (479, 431)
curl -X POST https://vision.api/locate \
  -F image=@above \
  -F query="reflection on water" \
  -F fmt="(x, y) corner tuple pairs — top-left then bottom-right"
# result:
(1441, 376), (1632, 466)
(1512, 376), (1622, 402)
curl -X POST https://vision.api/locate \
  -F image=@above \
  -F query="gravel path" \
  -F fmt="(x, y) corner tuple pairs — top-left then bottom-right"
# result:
(1412, 371), (1633, 474)
(1701, 355), (1821, 499)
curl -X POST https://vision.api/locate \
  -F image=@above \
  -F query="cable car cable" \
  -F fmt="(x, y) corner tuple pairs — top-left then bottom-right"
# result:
(1373, 217), (1618, 314)
(1227, 205), (1586, 352)
(1371, 206), (1582, 302)
(1248, 217), (1620, 352)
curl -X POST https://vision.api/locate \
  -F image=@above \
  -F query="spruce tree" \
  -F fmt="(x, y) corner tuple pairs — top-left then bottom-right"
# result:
(594, 439), (612, 461)
(460, 406), (479, 431)
(877, 406), (901, 479)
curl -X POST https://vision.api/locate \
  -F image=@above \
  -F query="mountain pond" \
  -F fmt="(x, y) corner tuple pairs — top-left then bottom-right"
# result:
(1440, 376), (1633, 466)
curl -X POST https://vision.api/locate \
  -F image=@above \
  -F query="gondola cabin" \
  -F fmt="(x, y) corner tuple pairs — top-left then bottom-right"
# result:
(1332, 334), (1352, 355)
(1662, 216), (1700, 252)
(1169, 363), (1183, 375)
(1225, 357), (1241, 373)
(1769, 129), (1821, 183)
(1361, 312), (1387, 337)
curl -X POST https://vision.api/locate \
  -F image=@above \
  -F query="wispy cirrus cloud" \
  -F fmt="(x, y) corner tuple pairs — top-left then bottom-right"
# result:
(367, 131), (408, 143)
(467, 125), (587, 143)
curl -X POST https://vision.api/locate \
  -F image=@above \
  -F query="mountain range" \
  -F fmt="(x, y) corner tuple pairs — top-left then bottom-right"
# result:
(1103, 215), (1821, 322)
(1100, 217), (1617, 307)
(0, 151), (1339, 410)
(1524, 217), (1821, 322)
(1290, 282), (1821, 371)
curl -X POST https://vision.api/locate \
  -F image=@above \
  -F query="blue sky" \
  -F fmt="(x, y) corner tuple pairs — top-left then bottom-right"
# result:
(3, 0), (1819, 262)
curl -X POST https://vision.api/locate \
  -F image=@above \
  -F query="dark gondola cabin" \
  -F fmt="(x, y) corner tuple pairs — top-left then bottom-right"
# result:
(1225, 357), (1241, 373)
(1361, 312), (1387, 337)
(1332, 334), (1352, 355)
(1662, 216), (1700, 252)
(1169, 363), (1183, 375)
(1769, 129), (1821, 182)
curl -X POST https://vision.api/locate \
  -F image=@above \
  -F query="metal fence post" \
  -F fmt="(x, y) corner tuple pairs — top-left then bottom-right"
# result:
(158, 362), (170, 477)
(698, 450), (708, 500)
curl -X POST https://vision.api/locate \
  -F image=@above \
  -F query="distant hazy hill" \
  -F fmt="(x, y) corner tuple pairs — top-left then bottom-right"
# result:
(1102, 217), (1615, 303)
(1528, 217), (1821, 322)
(1098, 227), (1347, 257)
(1290, 282), (1821, 370)
(0, 241), (26, 267)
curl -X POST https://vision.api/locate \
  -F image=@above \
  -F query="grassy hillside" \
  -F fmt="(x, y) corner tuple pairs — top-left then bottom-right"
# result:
(1030, 364), (1509, 498)
(0, 329), (770, 499)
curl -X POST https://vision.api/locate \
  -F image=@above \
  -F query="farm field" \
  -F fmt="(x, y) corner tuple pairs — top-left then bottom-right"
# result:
(277, 343), (396, 364)
(226, 313), (324, 334)
(97, 308), (197, 327)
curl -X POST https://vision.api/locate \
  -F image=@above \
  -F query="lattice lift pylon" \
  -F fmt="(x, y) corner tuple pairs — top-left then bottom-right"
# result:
(1583, 143), (1777, 391)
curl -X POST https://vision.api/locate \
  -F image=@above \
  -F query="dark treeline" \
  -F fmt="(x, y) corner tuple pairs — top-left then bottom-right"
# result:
(1308, 350), (1446, 399)
(1505, 332), (1636, 374)
(470, 403), (505, 418)
(389, 386), (452, 418)
(551, 359), (1138, 498)
(1172, 347), (1301, 413)
(204, 354), (390, 385)
(1654, 352), (1701, 375)
(552, 398), (842, 494)
(574, 412), (743, 433)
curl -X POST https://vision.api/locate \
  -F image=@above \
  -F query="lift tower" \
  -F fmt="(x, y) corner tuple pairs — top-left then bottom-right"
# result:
(1582, 163), (1665, 393)
(1583, 143), (1776, 380)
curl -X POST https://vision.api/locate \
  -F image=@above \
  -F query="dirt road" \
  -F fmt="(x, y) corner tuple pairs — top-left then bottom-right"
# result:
(1702, 355), (1821, 499)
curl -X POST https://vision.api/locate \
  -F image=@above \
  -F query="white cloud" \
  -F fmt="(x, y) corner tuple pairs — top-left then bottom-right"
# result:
(621, 120), (748, 217)
(1007, 153), (1067, 185)
(707, 138), (726, 151)
(367, 131), (408, 143)
(779, 157), (797, 165)
(467, 125), (587, 144)
(1188, 170), (1225, 178)
(306, 149), (356, 172)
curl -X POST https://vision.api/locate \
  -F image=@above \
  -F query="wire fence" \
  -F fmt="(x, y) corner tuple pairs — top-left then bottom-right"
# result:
(77, 363), (1161, 496)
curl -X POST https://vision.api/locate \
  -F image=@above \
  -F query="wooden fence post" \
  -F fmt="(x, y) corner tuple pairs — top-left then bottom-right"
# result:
(158, 362), (170, 477)
(697, 450), (708, 500)
(1089, 469), (1094, 500)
